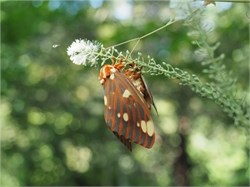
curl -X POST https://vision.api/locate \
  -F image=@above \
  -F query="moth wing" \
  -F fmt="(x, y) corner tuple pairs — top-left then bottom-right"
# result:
(103, 71), (155, 150)
(141, 75), (158, 115)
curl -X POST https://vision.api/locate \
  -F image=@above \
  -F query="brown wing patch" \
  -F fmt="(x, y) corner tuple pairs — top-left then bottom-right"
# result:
(113, 132), (132, 151)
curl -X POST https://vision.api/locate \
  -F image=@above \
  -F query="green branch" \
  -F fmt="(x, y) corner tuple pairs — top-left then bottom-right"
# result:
(132, 55), (248, 128)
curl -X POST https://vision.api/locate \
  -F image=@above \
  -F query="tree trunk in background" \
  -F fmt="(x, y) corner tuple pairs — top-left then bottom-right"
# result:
(173, 116), (190, 186)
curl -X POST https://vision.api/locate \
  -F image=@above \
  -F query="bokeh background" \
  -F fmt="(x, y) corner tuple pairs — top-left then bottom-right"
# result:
(1, 0), (249, 186)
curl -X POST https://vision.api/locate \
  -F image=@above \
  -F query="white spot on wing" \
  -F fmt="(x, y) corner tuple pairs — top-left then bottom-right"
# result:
(100, 79), (104, 84)
(123, 113), (129, 122)
(104, 96), (107, 105)
(146, 120), (154, 136)
(117, 113), (121, 118)
(122, 89), (131, 98)
(110, 73), (115, 80)
(141, 120), (147, 133)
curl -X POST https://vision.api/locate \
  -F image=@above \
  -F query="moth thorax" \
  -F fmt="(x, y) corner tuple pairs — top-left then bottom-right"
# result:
(134, 79), (145, 97)
(126, 71), (145, 97)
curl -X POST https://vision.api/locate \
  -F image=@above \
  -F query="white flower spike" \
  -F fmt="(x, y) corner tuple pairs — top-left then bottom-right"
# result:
(67, 39), (99, 66)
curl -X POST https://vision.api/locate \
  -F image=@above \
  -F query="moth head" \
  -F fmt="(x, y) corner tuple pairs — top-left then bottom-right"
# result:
(99, 65), (117, 85)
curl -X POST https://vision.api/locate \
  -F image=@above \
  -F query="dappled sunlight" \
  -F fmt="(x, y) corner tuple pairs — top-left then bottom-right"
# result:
(118, 155), (135, 174)
(28, 107), (46, 126)
(188, 120), (247, 185)
(63, 142), (92, 173)
(74, 85), (90, 102)
(156, 99), (178, 135)
(97, 24), (118, 40)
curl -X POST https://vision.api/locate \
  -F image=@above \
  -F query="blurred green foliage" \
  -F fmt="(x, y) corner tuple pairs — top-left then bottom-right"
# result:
(1, 1), (249, 186)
